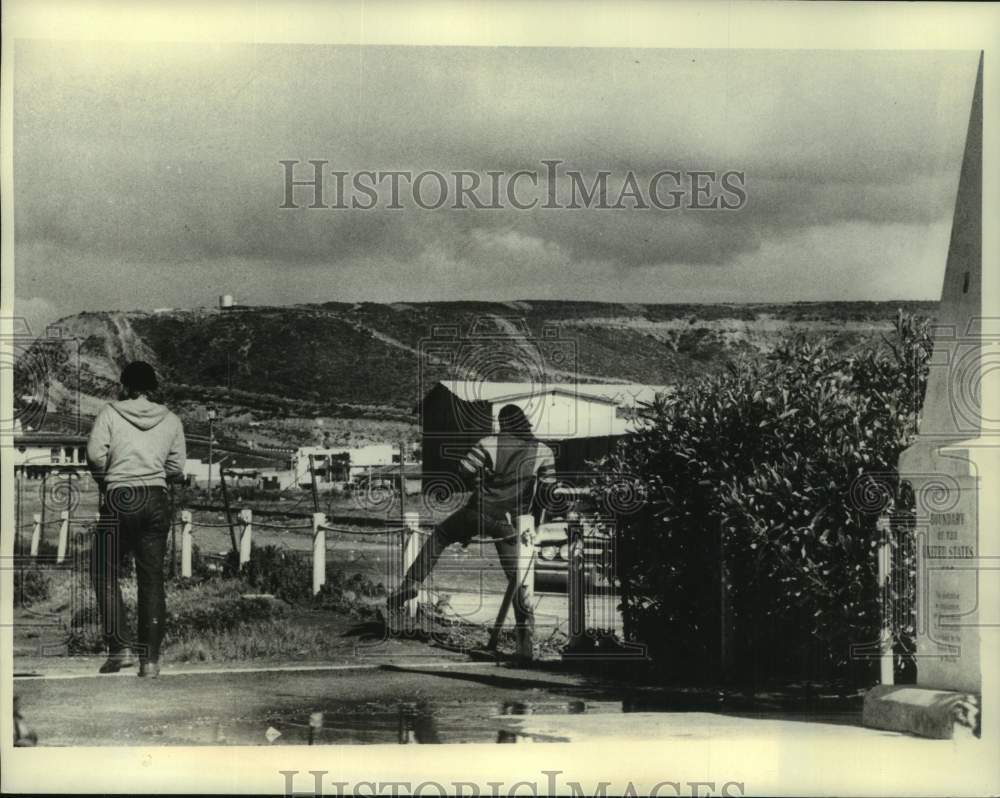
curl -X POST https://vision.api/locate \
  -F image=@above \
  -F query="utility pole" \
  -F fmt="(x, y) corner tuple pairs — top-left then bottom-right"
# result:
(66, 471), (74, 560)
(398, 440), (407, 522)
(207, 406), (217, 496)
(308, 455), (320, 514)
(15, 465), (22, 557)
(218, 463), (239, 557)
(40, 469), (48, 546)
(169, 483), (177, 578)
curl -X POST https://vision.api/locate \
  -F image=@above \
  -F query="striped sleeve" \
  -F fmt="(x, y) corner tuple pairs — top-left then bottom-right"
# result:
(536, 444), (557, 486)
(459, 439), (493, 476)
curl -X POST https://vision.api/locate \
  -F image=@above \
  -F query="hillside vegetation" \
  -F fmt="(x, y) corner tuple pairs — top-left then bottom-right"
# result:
(16, 300), (936, 438)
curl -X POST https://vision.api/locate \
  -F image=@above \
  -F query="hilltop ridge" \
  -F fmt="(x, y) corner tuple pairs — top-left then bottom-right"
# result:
(15, 299), (936, 448)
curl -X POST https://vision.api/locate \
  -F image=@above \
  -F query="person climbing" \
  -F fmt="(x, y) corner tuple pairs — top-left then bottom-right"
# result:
(387, 404), (556, 658)
(86, 360), (186, 678)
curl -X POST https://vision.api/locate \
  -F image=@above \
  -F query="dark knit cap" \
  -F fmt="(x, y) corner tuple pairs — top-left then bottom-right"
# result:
(120, 361), (158, 393)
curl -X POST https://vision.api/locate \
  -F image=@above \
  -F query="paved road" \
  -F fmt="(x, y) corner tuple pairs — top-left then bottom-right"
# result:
(13, 660), (632, 746)
(14, 657), (907, 748)
(13, 660), (991, 798)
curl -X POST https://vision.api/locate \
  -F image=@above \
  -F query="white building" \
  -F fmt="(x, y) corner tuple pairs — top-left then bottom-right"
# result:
(256, 467), (299, 491)
(420, 380), (667, 481)
(13, 432), (90, 478)
(182, 457), (298, 491)
(425, 380), (665, 439)
(291, 443), (397, 487)
(182, 457), (220, 487)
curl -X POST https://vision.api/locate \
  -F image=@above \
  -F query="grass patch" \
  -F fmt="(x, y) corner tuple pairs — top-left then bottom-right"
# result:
(64, 547), (384, 660)
(13, 569), (50, 608)
(167, 579), (288, 635)
(67, 576), (287, 654)
(168, 620), (351, 663)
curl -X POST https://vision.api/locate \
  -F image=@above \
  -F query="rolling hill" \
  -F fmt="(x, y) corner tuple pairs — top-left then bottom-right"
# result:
(15, 299), (937, 447)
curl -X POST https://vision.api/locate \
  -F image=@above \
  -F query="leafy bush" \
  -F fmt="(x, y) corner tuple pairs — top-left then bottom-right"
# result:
(596, 313), (931, 686)
(313, 570), (385, 616)
(165, 579), (286, 636)
(226, 545), (314, 605)
(223, 544), (386, 610)
(14, 569), (50, 607)
(173, 543), (226, 582)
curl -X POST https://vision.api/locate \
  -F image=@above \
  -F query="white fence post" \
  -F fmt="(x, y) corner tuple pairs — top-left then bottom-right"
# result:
(56, 510), (69, 564)
(239, 508), (253, 566)
(181, 510), (194, 578)
(566, 520), (587, 651)
(878, 522), (894, 686)
(312, 512), (327, 595)
(30, 514), (41, 559)
(401, 512), (423, 619)
(515, 514), (536, 659)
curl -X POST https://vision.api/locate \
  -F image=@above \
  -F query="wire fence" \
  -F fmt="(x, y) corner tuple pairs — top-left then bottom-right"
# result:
(13, 470), (625, 660)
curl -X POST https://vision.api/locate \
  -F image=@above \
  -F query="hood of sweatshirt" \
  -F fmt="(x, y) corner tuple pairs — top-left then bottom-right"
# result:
(111, 398), (171, 431)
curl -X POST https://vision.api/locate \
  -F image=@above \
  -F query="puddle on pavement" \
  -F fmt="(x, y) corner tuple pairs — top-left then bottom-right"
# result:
(164, 695), (859, 746)
(188, 699), (859, 745)
(184, 698), (628, 745)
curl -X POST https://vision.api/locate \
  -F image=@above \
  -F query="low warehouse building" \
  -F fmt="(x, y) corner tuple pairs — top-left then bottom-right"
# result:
(420, 380), (665, 486)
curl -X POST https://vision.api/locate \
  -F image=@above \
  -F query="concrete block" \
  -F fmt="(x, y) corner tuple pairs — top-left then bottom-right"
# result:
(862, 684), (980, 739)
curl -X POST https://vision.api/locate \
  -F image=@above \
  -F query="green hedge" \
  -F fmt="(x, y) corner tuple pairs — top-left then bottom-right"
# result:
(595, 313), (931, 686)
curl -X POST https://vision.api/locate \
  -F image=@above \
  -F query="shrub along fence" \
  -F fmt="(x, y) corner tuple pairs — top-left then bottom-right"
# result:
(594, 313), (932, 688)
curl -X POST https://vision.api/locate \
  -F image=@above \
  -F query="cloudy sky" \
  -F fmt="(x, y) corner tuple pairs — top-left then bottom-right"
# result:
(13, 42), (979, 331)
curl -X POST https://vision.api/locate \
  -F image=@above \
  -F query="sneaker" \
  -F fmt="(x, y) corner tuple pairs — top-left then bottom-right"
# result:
(383, 605), (408, 635)
(138, 661), (160, 678)
(98, 652), (135, 674)
(385, 584), (420, 634)
(386, 584), (418, 613)
(514, 628), (535, 664)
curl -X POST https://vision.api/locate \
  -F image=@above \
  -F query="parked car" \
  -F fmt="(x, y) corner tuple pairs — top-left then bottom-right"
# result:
(533, 488), (616, 594)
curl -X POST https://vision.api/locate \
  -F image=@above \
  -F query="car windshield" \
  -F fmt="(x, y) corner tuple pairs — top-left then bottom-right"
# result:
(541, 487), (607, 523)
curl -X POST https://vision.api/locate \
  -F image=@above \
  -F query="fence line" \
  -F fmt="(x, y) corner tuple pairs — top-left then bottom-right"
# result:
(181, 510), (194, 578)
(877, 517), (893, 686)
(400, 512), (424, 619)
(24, 511), (101, 560)
(57, 511), (69, 564)
(21, 502), (537, 566)
(312, 512), (326, 595)
(30, 514), (41, 558)
(249, 520), (312, 531)
(239, 509), (253, 567)
(16, 496), (616, 663)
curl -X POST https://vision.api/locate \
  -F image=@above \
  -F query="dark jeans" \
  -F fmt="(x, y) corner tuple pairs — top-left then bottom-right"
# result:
(400, 500), (534, 631)
(91, 486), (171, 663)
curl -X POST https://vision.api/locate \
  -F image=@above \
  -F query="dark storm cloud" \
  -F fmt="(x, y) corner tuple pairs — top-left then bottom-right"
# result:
(13, 42), (978, 321)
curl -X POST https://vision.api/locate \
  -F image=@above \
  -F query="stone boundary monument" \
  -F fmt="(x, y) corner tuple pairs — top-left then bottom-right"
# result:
(863, 53), (988, 739)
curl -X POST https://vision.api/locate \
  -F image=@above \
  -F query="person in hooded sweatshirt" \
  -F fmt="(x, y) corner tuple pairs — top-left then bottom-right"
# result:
(86, 361), (186, 677)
